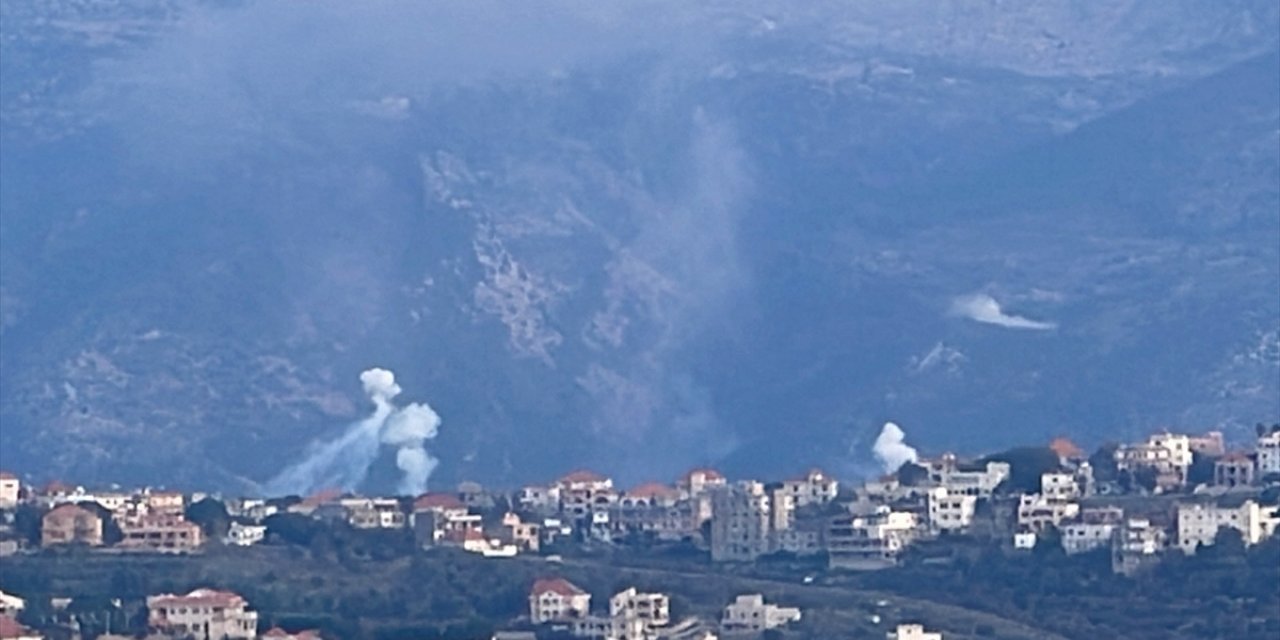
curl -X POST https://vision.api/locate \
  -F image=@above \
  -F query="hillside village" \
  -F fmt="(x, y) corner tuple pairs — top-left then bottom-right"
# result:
(0, 425), (1277, 640)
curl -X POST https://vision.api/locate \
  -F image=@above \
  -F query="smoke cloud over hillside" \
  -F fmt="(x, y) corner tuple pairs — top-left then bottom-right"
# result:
(265, 368), (440, 496)
(872, 421), (920, 474)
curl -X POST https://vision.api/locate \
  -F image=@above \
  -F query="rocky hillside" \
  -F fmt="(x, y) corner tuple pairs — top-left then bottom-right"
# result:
(1, 1), (1277, 491)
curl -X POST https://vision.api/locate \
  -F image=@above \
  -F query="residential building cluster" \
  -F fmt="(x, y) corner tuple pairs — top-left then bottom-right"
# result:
(0, 587), (321, 640)
(0, 426), (1277, 639)
(523, 576), (797, 639)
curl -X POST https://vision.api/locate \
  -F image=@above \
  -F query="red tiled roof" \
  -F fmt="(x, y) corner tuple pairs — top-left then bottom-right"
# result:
(627, 483), (679, 499)
(0, 471), (16, 481)
(1049, 437), (1085, 459)
(1217, 452), (1253, 463)
(149, 588), (245, 608)
(0, 614), (37, 639)
(559, 470), (608, 484)
(45, 503), (98, 520)
(531, 577), (586, 597)
(413, 492), (465, 511)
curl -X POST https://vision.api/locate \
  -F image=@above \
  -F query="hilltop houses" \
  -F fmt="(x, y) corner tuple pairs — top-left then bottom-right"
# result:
(0, 420), (1273, 640)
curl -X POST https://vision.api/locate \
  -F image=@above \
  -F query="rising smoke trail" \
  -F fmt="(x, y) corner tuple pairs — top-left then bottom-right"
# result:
(872, 421), (919, 474)
(263, 368), (441, 497)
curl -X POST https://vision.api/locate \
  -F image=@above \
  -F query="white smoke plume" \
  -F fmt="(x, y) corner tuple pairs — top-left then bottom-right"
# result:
(872, 421), (919, 474)
(264, 368), (441, 497)
(948, 293), (1057, 330)
(380, 402), (441, 496)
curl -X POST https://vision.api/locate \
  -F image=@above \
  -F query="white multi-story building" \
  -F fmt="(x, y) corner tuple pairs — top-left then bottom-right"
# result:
(888, 624), (943, 640)
(1176, 500), (1280, 555)
(828, 506), (918, 570)
(1116, 433), (1193, 489)
(1257, 430), (1280, 477)
(559, 470), (617, 519)
(1017, 494), (1080, 532)
(1112, 518), (1167, 576)
(778, 469), (839, 508)
(925, 488), (977, 533)
(1040, 472), (1081, 502)
(225, 522), (266, 546)
(926, 455), (1010, 498)
(1061, 506), (1125, 555)
(1061, 522), (1116, 555)
(519, 485), (563, 515)
(529, 578), (591, 624)
(678, 469), (727, 498)
(0, 472), (18, 508)
(226, 498), (277, 523)
(570, 614), (649, 640)
(147, 589), (258, 639)
(721, 594), (800, 632)
(610, 588), (670, 629)
(346, 499), (406, 529)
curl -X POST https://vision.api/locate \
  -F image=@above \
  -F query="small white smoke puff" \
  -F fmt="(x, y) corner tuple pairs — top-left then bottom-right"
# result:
(949, 293), (1056, 330)
(873, 421), (919, 474)
(264, 368), (441, 497)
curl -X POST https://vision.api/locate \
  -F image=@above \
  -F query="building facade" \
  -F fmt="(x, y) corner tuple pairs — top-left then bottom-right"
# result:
(778, 469), (839, 508)
(925, 488), (976, 533)
(721, 595), (800, 632)
(710, 482), (774, 562)
(1255, 431), (1280, 477)
(1017, 494), (1080, 532)
(1213, 454), (1255, 488)
(610, 588), (670, 629)
(828, 506), (917, 570)
(225, 522), (267, 546)
(119, 515), (203, 552)
(529, 578), (591, 624)
(1176, 500), (1280, 555)
(41, 504), (103, 547)
(1112, 518), (1166, 576)
(147, 588), (258, 639)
